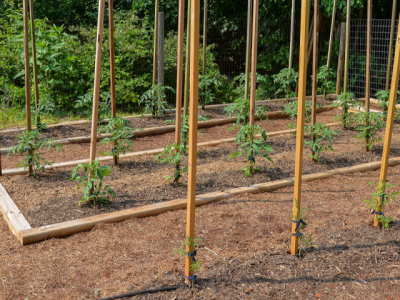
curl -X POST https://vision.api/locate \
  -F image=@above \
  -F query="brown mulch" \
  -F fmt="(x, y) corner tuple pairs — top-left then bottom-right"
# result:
(1, 111), (400, 228)
(0, 107), (339, 170)
(0, 165), (400, 299)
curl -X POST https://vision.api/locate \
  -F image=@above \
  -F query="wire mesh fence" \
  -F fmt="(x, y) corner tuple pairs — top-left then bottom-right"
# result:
(348, 19), (398, 99)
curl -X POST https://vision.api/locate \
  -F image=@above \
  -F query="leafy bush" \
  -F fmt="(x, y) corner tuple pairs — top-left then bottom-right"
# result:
(229, 125), (273, 177)
(140, 84), (175, 117)
(272, 68), (298, 101)
(70, 159), (116, 206)
(305, 123), (340, 161)
(7, 129), (64, 176)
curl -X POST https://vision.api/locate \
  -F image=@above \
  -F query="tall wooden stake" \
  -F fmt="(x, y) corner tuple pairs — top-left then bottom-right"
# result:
(183, 0), (191, 117)
(365, 0), (372, 152)
(175, 0), (185, 146)
(324, 0), (337, 98)
(109, 0), (118, 165)
(157, 12), (165, 88)
(202, 0), (207, 76)
(249, 0), (259, 127)
(343, 0), (350, 93)
(336, 22), (346, 94)
(89, 0), (106, 165)
(311, 0), (319, 162)
(244, 0), (253, 102)
(23, 0), (33, 176)
(375, 13), (400, 227)
(152, 0), (160, 87)
(291, 0), (310, 255)
(29, 0), (39, 125)
(289, 0), (295, 69)
(185, 0), (200, 286)
(386, 0), (397, 90)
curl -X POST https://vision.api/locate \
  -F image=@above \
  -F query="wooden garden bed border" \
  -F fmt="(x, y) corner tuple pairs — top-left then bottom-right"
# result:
(0, 94), (336, 134)
(1, 122), (341, 176)
(8, 155), (400, 245)
(0, 105), (334, 155)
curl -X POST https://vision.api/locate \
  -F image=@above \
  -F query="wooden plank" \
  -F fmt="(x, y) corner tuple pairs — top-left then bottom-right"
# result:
(364, 0), (371, 151)
(109, 0), (118, 166)
(386, 0), (397, 90)
(183, 0), (191, 117)
(343, 0), (350, 93)
(23, 0), (33, 176)
(89, 0), (106, 164)
(152, 0), (159, 86)
(175, 0), (185, 146)
(1, 122), (342, 176)
(311, 0), (319, 161)
(249, 0), (259, 126)
(29, 0), (40, 125)
(0, 183), (31, 243)
(244, 0), (253, 101)
(185, 0), (200, 285)
(17, 154), (400, 245)
(289, 0), (295, 69)
(291, 0), (310, 256)
(336, 22), (347, 94)
(375, 14), (400, 227)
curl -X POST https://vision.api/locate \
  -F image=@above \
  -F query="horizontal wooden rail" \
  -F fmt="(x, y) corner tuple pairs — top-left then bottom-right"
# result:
(18, 154), (400, 245)
(0, 105), (334, 155)
(1, 122), (341, 176)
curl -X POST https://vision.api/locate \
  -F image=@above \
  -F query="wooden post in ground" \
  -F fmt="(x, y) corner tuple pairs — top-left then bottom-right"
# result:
(311, 0), (319, 162)
(29, 0), (39, 126)
(386, 0), (397, 90)
(336, 22), (346, 95)
(289, 0), (295, 69)
(202, 0), (207, 76)
(175, 0), (185, 147)
(185, 0), (200, 286)
(364, 0), (372, 152)
(324, 0), (337, 98)
(23, 0), (33, 176)
(157, 12), (165, 89)
(152, 0), (159, 87)
(109, 0), (118, 165)
(291, 0), (310, 256)
(183, 0), (191, 117)
(343, 0), (350, 93)
(249, 0), (259, 127)
(244, 0), (253, 103)
(89, 0), (106, 166)
(375, 13), (400, 227)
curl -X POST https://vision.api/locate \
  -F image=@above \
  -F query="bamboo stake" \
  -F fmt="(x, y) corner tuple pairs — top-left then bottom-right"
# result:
(175, 0), (185, 147)
(375, 13), (400, 227)
(343, 0), (350, 93)
(385, 0), (397, 90)
(249, 0), (259, 127)
(324, 0), (337, 98)
(185, 0), (200, 285)
(29, 0), (39, 125)
(152, 0), (159, 87)
(183, 0), (191, 117)
(202, 0), (207, 76)
(311, 0), (319, 162)
(244, 0), (253, 102)
(291, 0), (310, 256)
(336, 22), (346, 94)
(364, 0), (372, 152)
(289, 0), (295, 69)
(23, 0), (33, 176)
(109, 0), (118, 165)
(89, 0), (106, 165)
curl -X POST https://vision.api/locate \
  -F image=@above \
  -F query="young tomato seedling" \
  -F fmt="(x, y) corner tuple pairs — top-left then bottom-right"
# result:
(140, 84), (175, 117)
(7, 129), (64, 177)
(354, 111), (385, 150)
(272, 68), (299, 101)
(364, 180), (398, 230)
(333, 92), (358, 128)
(229, 125), (274, 177)
(305, 123), (340, 161)
(69, 159), (116, 206)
